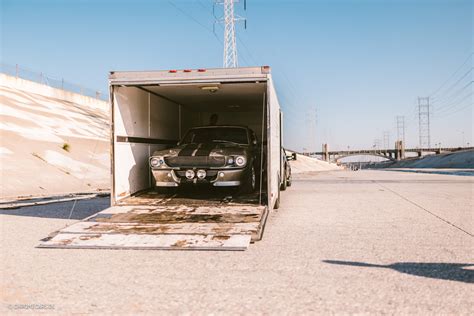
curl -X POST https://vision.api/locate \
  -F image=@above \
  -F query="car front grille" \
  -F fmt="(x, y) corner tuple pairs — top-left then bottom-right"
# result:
(165, 156), (225, 168)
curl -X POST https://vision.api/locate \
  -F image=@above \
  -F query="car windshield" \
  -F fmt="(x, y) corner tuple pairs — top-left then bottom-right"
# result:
(181, 127), (248, 145)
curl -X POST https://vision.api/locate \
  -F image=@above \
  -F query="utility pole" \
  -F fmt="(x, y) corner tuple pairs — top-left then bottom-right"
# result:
(418, 97), (431, 148)
(396, 115), (405, 145)
(215, 0), (246, 68)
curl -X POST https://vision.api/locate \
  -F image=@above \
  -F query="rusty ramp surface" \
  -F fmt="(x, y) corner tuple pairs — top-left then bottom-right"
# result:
(38, 191), (268, 250)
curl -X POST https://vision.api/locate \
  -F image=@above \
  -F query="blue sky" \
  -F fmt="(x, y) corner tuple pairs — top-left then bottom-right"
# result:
(1, 0), (472, 151)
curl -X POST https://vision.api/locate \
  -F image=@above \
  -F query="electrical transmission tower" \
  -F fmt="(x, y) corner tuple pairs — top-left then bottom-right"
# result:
(383, 131), (390, 149)
(373, 139), (381, 150)
(418, 97), (431, 148)
(215, 0), (246, 68)
(396, 116), (405, 144)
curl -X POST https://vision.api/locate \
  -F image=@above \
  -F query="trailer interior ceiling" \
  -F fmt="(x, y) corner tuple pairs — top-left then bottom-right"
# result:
(113, 81), (268, 203)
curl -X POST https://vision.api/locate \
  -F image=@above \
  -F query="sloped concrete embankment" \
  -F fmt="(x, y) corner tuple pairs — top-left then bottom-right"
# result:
(0, 75), (110, 199)
(376, 150), (474, 169)
(288, 152), (342, 174)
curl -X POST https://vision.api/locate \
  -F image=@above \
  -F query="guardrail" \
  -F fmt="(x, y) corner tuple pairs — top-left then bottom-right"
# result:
(0, 63), (107, 101)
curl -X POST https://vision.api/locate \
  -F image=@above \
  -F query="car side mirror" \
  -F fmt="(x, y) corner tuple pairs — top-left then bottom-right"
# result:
(287, 153), (297, 161)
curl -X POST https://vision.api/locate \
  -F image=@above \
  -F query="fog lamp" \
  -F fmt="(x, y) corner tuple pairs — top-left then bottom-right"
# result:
(196, 169), (207, 179)
(185, 170), (195, 179)
(150, 157), (162, 168)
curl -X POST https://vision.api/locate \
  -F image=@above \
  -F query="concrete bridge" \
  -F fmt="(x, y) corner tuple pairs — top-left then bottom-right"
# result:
(307, 142), (473, 163)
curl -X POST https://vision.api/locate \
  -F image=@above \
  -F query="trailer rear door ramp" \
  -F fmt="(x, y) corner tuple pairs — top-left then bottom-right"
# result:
(38, 205), (268, 251)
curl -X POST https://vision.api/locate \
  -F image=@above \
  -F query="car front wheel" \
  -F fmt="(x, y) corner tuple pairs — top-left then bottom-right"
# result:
(242, 165), (256, 193)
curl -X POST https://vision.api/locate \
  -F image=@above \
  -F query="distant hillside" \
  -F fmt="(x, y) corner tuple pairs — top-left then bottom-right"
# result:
(0, 77), (110, 199)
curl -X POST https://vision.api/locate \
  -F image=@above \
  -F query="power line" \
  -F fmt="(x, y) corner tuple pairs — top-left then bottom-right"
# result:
(236, 34), (259, 65)
(432, 67), (473, 104)
(195, 0), (209, 10)
(429, 52), (473, 98)
(434, 91), (473, 115)
(432, 80), (473, 109)
(167, 1), (223, 45)
(435, 102), (473, 118)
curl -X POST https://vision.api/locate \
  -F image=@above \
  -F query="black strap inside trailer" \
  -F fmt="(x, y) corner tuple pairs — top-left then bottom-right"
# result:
(116, 136), (178, 145)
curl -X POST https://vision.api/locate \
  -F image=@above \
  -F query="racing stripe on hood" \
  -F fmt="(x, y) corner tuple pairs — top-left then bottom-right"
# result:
(178, 143), (199, 156)
(195, 143), (219, 156)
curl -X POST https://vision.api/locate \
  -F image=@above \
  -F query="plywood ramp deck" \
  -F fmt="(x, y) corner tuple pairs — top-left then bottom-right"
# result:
(38, 191), (268, 251)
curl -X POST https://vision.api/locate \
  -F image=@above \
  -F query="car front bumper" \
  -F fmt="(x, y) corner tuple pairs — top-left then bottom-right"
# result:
(152, 168), (245, 187)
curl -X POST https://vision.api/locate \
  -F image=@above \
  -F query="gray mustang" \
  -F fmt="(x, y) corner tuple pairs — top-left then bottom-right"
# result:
(149, 125), (260, 192)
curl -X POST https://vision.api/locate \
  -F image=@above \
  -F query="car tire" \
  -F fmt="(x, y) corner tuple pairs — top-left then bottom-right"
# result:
(280, 174), (287, 191)
(242, 165), (256, 194)
(154, 187), (175, 195)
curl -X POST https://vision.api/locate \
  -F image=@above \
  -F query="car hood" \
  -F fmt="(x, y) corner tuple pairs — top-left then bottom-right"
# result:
(152, 142), (249, 157)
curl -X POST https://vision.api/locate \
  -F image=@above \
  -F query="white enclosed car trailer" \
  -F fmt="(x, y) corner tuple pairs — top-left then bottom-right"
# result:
(39, 66), (283, 251)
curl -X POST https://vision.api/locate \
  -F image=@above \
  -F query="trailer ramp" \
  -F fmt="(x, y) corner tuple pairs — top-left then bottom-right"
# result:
(38, 191), (268, 251)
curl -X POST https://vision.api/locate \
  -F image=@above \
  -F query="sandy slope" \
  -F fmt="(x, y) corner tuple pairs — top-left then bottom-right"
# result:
(0, 85), (110, 199)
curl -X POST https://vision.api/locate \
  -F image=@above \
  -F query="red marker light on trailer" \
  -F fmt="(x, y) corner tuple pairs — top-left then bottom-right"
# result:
(169, 70), (177, 73)
(198, 69), (206, 72)
(183, 69), (192, 72)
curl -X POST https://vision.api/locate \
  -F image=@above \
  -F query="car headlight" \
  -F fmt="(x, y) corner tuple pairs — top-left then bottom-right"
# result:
(150, 157), (163, 168)
(227, 157), (234, 165)
(235, 156), (246, 167)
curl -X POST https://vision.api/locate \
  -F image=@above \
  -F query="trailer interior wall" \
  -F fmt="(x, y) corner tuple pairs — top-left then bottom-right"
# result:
(113, 86), (179, 200)
(112, 82), (268, 203)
